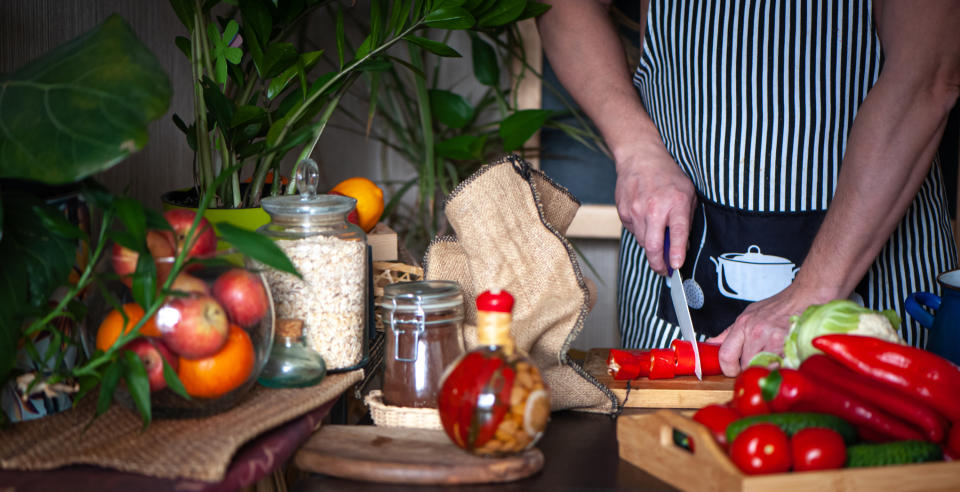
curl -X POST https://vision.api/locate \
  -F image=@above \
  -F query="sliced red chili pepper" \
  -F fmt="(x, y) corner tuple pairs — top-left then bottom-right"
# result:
(800, 354), (947, 443)
(648, 348), (676, 379)
(671, 340), (723, 376)
(812, 334), (960, 421)
(471, 359), (515, 448)
(761, 368), (926, 442)
(607, 349), (651, 380)
(732, 367), (771, 416)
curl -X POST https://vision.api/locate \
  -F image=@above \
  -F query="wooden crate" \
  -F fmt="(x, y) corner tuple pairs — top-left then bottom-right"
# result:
(618, 410), (960, 492)
(584, 348), (734, 409)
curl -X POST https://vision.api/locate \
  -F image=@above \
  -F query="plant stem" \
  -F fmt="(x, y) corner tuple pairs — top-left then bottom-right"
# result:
(192, 5), (215, 202)
(247, 20), (426, 206)
(407, 43), (436, 236)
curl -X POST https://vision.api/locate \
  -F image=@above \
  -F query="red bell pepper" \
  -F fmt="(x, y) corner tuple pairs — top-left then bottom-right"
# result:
(606, 349), (651, 380)
(799, 354), (948, 443)
(671, 340), (723, 376)
(649, 348), (676, 379)
(761, 368), (926, 442)
(812, 334), (960, 421)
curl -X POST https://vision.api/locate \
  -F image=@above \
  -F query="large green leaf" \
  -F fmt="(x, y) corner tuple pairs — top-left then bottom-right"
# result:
(217, 223), (300, 277)
(429, 89), (474, 128)
(470, 34), (499, 86)
(436, 134), (486, 160)
(424, 7), (475, 29)
(477, 0), (527, 27)
(499, 109), (550, 151)
(122, 350), (152, 428)
(0, 15), (171, 184)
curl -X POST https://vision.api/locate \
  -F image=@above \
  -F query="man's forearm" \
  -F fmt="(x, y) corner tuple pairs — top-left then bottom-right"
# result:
(537, 0), (662, 164)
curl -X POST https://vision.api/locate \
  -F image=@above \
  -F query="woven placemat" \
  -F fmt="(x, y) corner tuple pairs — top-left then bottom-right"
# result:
(0, 370), (363, 482)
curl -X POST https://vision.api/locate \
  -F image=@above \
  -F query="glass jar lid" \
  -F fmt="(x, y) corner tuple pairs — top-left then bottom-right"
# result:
(261, 158), (356, 218)
(377, 280), (464, 312)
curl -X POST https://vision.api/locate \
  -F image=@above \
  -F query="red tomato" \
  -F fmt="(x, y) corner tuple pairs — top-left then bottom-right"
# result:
(692, 403), (740, 446)
(729, 423), (791, 475)
(732, 367), (771, 416)
(790, 427), (846, 471)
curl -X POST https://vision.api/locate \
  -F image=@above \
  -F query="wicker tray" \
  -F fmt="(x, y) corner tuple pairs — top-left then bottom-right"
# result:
(365, 390), (442, 430)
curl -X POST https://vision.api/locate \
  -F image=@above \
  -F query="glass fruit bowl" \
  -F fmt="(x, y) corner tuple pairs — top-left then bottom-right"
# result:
(82, 252), (275, 419)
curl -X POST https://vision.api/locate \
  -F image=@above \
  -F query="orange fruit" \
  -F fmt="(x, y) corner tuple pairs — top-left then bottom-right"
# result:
(95, 303), (161, 352)
(177, 324), (255, 399)
(330, 176), (384, 232)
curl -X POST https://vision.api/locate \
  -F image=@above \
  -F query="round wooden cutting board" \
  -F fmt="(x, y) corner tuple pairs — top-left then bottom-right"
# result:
(293, 425), (544, 485)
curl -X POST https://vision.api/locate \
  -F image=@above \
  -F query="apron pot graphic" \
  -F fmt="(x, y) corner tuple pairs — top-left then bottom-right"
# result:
(709, 245), (799, 302)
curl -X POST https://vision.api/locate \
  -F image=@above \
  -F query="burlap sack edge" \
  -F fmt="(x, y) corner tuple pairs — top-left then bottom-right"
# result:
(423, 154), (621, 415)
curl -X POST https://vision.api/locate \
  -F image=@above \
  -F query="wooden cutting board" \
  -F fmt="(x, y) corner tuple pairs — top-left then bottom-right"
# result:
(294, 425), (544, 485)
(584, 348), (734, 409)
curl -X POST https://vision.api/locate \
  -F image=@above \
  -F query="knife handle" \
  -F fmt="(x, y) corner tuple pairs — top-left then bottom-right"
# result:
(663, 228), (673, 276)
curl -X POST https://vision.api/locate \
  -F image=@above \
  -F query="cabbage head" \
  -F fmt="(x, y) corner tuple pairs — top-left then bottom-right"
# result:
(781, 299), (904, 368)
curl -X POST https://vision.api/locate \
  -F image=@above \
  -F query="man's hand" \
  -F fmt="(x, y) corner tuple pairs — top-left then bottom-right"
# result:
(706, 284), (825, 376)
(615, 149), (697, 275)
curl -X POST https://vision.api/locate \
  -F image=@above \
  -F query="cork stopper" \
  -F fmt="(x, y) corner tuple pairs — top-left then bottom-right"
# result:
(277, 318), (304, 339)
(476, 289), (514, 350)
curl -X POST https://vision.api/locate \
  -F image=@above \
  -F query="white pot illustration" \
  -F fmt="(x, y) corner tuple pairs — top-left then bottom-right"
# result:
(709, 245), (798, 302)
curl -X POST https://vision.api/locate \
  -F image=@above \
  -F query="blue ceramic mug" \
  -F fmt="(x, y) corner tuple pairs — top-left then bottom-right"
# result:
(905, 269), (960, 366)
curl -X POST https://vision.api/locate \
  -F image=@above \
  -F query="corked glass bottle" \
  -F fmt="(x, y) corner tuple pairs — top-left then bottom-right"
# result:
(258, 318), (327, 388)
(437, 289), (550, 456)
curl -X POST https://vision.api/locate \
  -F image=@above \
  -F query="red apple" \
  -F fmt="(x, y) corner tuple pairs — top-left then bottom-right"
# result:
(156, 295), (229, 359)
(167, 272), (210, 296)
(164, 209), (217, 258)
(111, 230), (177, 287)
(212, 268), (269, 326)
(124, 337), (178, 392)
(329, 191), (360, 226)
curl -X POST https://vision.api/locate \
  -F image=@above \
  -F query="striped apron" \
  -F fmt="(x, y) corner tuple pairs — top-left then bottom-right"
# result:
(618, 0), (958, 349)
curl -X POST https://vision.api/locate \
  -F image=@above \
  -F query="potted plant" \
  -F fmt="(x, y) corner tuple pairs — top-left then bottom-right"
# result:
(0, 14), (298, 427)
(162, 0), (552, 233)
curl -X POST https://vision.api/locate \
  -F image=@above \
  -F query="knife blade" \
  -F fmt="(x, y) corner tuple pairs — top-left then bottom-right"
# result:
(664, 231), (702, 380)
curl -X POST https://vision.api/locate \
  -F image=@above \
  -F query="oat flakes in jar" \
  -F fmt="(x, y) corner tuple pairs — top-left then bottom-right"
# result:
(258, 159), (368, 371)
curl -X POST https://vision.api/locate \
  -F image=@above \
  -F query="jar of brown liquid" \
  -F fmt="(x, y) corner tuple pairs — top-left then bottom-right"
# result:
(378, 281), (464, 408)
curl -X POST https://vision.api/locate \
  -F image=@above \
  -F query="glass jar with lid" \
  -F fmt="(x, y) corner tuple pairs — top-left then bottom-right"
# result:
(257, 159), (368, 372)
(377, 280), (465, 408)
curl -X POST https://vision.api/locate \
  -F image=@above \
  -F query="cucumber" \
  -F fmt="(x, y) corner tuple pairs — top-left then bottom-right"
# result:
(726, 412), (858, 445)
(846, 440), (942, 468)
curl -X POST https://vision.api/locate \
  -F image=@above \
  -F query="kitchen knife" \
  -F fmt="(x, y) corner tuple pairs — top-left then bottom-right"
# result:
(664, 231), (702, 380)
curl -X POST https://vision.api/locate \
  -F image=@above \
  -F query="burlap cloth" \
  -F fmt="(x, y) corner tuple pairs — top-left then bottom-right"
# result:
(424, 155), (619, 414)
(0, 370), (362, 482)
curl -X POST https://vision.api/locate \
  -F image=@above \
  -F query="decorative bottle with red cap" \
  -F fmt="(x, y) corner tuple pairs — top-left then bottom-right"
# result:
(436, 289), (550, 456)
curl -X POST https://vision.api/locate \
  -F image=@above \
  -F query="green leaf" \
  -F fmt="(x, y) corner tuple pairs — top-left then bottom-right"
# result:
(114, 196), (147, 249)
(122, 350), (152, 428)
(499, 109), (550, 151)
(0, 15), (171, 184)
(266, 50), (324, 100)
(131, 251), (157, 310)
(477, 0), (527, 27)
(162, 356), (191, 400)
(436, 134), (486, 160)
(168, 0), (196, 29)
(259, 42), (298, 78)
(230, 105), (268, 128)
(265, 116), (289, 148)
(0, 192), (77, 329)
(217, 223), (300, 277)
(239, 0), (273, 46)
(174, 36), (191, 59)
(402, 35), (461, 58)
(335, 7), (346, 69)
(424, 7), (475, 29)
(33, 205), (85, 240)
(357, 59), (393, 72)
(389, 0), (411, 35)
(429, 89), (474, 128)
(97, 361), (123, 416)
(517, 0), (551, 20)
(470, 33), (499, 86)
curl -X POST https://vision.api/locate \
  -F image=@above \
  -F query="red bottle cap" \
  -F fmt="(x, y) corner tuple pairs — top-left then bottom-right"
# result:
(476, 289), (514, 313)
